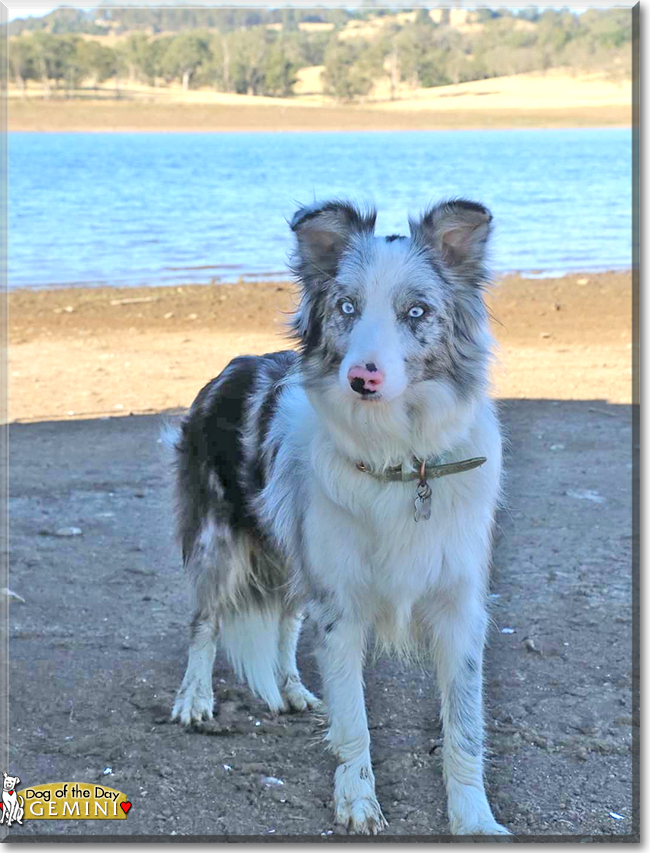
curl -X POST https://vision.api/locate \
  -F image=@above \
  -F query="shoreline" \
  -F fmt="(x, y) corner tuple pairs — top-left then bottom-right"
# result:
(7, 270), (633, 423)
(8, 265), (632, 293)
(8, 100), (631, 133)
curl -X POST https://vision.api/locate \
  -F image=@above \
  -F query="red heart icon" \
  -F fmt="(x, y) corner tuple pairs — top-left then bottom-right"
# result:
(120, 802), (132, 815)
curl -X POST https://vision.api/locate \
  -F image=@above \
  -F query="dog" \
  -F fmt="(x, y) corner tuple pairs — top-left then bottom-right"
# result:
(169, 198), (509, 835)
(1, 773), (24, 827)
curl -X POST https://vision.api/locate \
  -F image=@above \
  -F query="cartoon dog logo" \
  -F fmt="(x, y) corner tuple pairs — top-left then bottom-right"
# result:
(1, 772), (24, 827)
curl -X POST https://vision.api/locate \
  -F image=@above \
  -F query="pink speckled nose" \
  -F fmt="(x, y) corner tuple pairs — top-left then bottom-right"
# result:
(348, 363), (385, 395)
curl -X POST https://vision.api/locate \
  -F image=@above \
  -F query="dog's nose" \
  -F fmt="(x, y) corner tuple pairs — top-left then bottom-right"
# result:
(348, 364), (385, 395)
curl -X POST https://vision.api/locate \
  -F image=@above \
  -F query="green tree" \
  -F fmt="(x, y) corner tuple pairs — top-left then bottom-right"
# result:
(192, 34), (226, 90)
(57, 35), (86, 95)
(229, 28), (268, 95)
(30, 31), (60, 97)
(160, 31), (212, 90)
(322, 38), (373, 101)
(395, 22), (467, 88)
(263, 41), (297, 95)
(8, 38), (37, 95)
(119, 33), (155, 84)
(76, 39), (117, 87)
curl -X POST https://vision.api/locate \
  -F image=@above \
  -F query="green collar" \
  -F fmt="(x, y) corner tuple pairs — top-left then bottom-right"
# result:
(355, 455), (487, 483)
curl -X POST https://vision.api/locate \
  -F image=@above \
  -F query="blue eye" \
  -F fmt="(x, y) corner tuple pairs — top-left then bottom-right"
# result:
(408, 305), (425, 319)
(340, 300), (356, 316)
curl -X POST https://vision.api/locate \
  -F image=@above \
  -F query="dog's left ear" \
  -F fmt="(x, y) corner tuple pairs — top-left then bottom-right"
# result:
(410, 199), (492, 284)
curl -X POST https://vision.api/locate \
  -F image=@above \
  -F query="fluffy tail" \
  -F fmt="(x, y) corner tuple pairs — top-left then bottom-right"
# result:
(220, 604), (284, 713)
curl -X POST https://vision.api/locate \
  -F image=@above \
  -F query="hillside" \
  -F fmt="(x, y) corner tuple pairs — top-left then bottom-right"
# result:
(8, 5), (633, 107)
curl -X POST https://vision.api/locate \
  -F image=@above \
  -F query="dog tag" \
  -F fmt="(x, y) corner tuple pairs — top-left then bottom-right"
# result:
(414, 479), (432, 522)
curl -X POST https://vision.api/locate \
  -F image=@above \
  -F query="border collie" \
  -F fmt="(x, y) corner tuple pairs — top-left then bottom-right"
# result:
(169, 199), (509, 836)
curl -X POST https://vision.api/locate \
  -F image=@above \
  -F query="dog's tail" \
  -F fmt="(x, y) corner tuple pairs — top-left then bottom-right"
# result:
(219, 603), (284, 713)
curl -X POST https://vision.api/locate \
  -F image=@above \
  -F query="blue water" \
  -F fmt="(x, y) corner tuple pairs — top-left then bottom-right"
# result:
(9, 128), (632, 290)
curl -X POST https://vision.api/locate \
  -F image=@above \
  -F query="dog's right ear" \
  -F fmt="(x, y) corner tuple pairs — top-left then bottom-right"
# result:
(290, 201), (376, 286)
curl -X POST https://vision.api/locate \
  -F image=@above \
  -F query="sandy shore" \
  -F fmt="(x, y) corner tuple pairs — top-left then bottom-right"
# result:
(7, 270), (633, 423)
(9, 99), (630, 133)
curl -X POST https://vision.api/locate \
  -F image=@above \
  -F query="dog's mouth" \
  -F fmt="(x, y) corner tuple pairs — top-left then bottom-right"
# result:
(354, 391), (384, 403)
(349, 378), (383, 402)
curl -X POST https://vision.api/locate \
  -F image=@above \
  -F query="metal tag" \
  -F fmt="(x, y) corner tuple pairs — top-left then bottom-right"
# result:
(414, 480), (432, 522)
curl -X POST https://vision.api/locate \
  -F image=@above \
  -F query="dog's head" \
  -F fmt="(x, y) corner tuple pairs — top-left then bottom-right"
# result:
(3, 773), (19, 791)
(290, 199), (494, 408)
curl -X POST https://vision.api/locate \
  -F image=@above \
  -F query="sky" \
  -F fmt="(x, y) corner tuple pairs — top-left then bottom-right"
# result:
(8, 5), (72, 20)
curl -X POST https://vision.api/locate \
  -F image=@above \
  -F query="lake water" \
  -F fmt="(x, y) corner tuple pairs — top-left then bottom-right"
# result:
(9, 128), (632, 290)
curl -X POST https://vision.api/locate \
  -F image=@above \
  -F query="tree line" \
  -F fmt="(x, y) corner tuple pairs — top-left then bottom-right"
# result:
(7, 6), (350, 38)
(8, 7), (632, 102)
(8, 28), (319, 97)
(320, 7), (632, 100)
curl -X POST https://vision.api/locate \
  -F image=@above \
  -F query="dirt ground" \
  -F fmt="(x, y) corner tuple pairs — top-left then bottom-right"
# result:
(4, 271), (637, 840)
(7, 271), (633, 424)
(8, 98), (630, 134)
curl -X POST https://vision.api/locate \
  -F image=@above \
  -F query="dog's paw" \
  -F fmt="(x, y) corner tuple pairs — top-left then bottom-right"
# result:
(448, 782), (511, 836)
(333, 760), (387, 835)
(171, 681), (214, 726)
(335, 795), (388, 835)
(280, 676), (322, 713)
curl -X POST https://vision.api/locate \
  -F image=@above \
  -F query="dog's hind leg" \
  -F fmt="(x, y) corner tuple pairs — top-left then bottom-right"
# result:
(428, 590), (510, 836)
(171, 611), (217, 726)
(277, 609), (321, 712)
(315, 612), (387, 835)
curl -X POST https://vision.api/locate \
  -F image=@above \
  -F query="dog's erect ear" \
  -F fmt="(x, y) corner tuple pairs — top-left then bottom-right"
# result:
(291, 201), (376, 285)
(410, 199), (492, 284)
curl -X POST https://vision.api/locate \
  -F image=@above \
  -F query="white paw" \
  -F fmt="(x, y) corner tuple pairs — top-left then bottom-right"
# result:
(335, 795), (388, 835)
(333, 761), (388, 835)
(448, 781), (511, 836)
(280, 675), (322, 712)
(171, 679), (214, 725)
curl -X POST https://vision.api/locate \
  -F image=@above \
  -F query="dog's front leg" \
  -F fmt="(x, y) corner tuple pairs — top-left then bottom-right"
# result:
(315, 613), (387, 835)
(431, 594), (510, 836)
